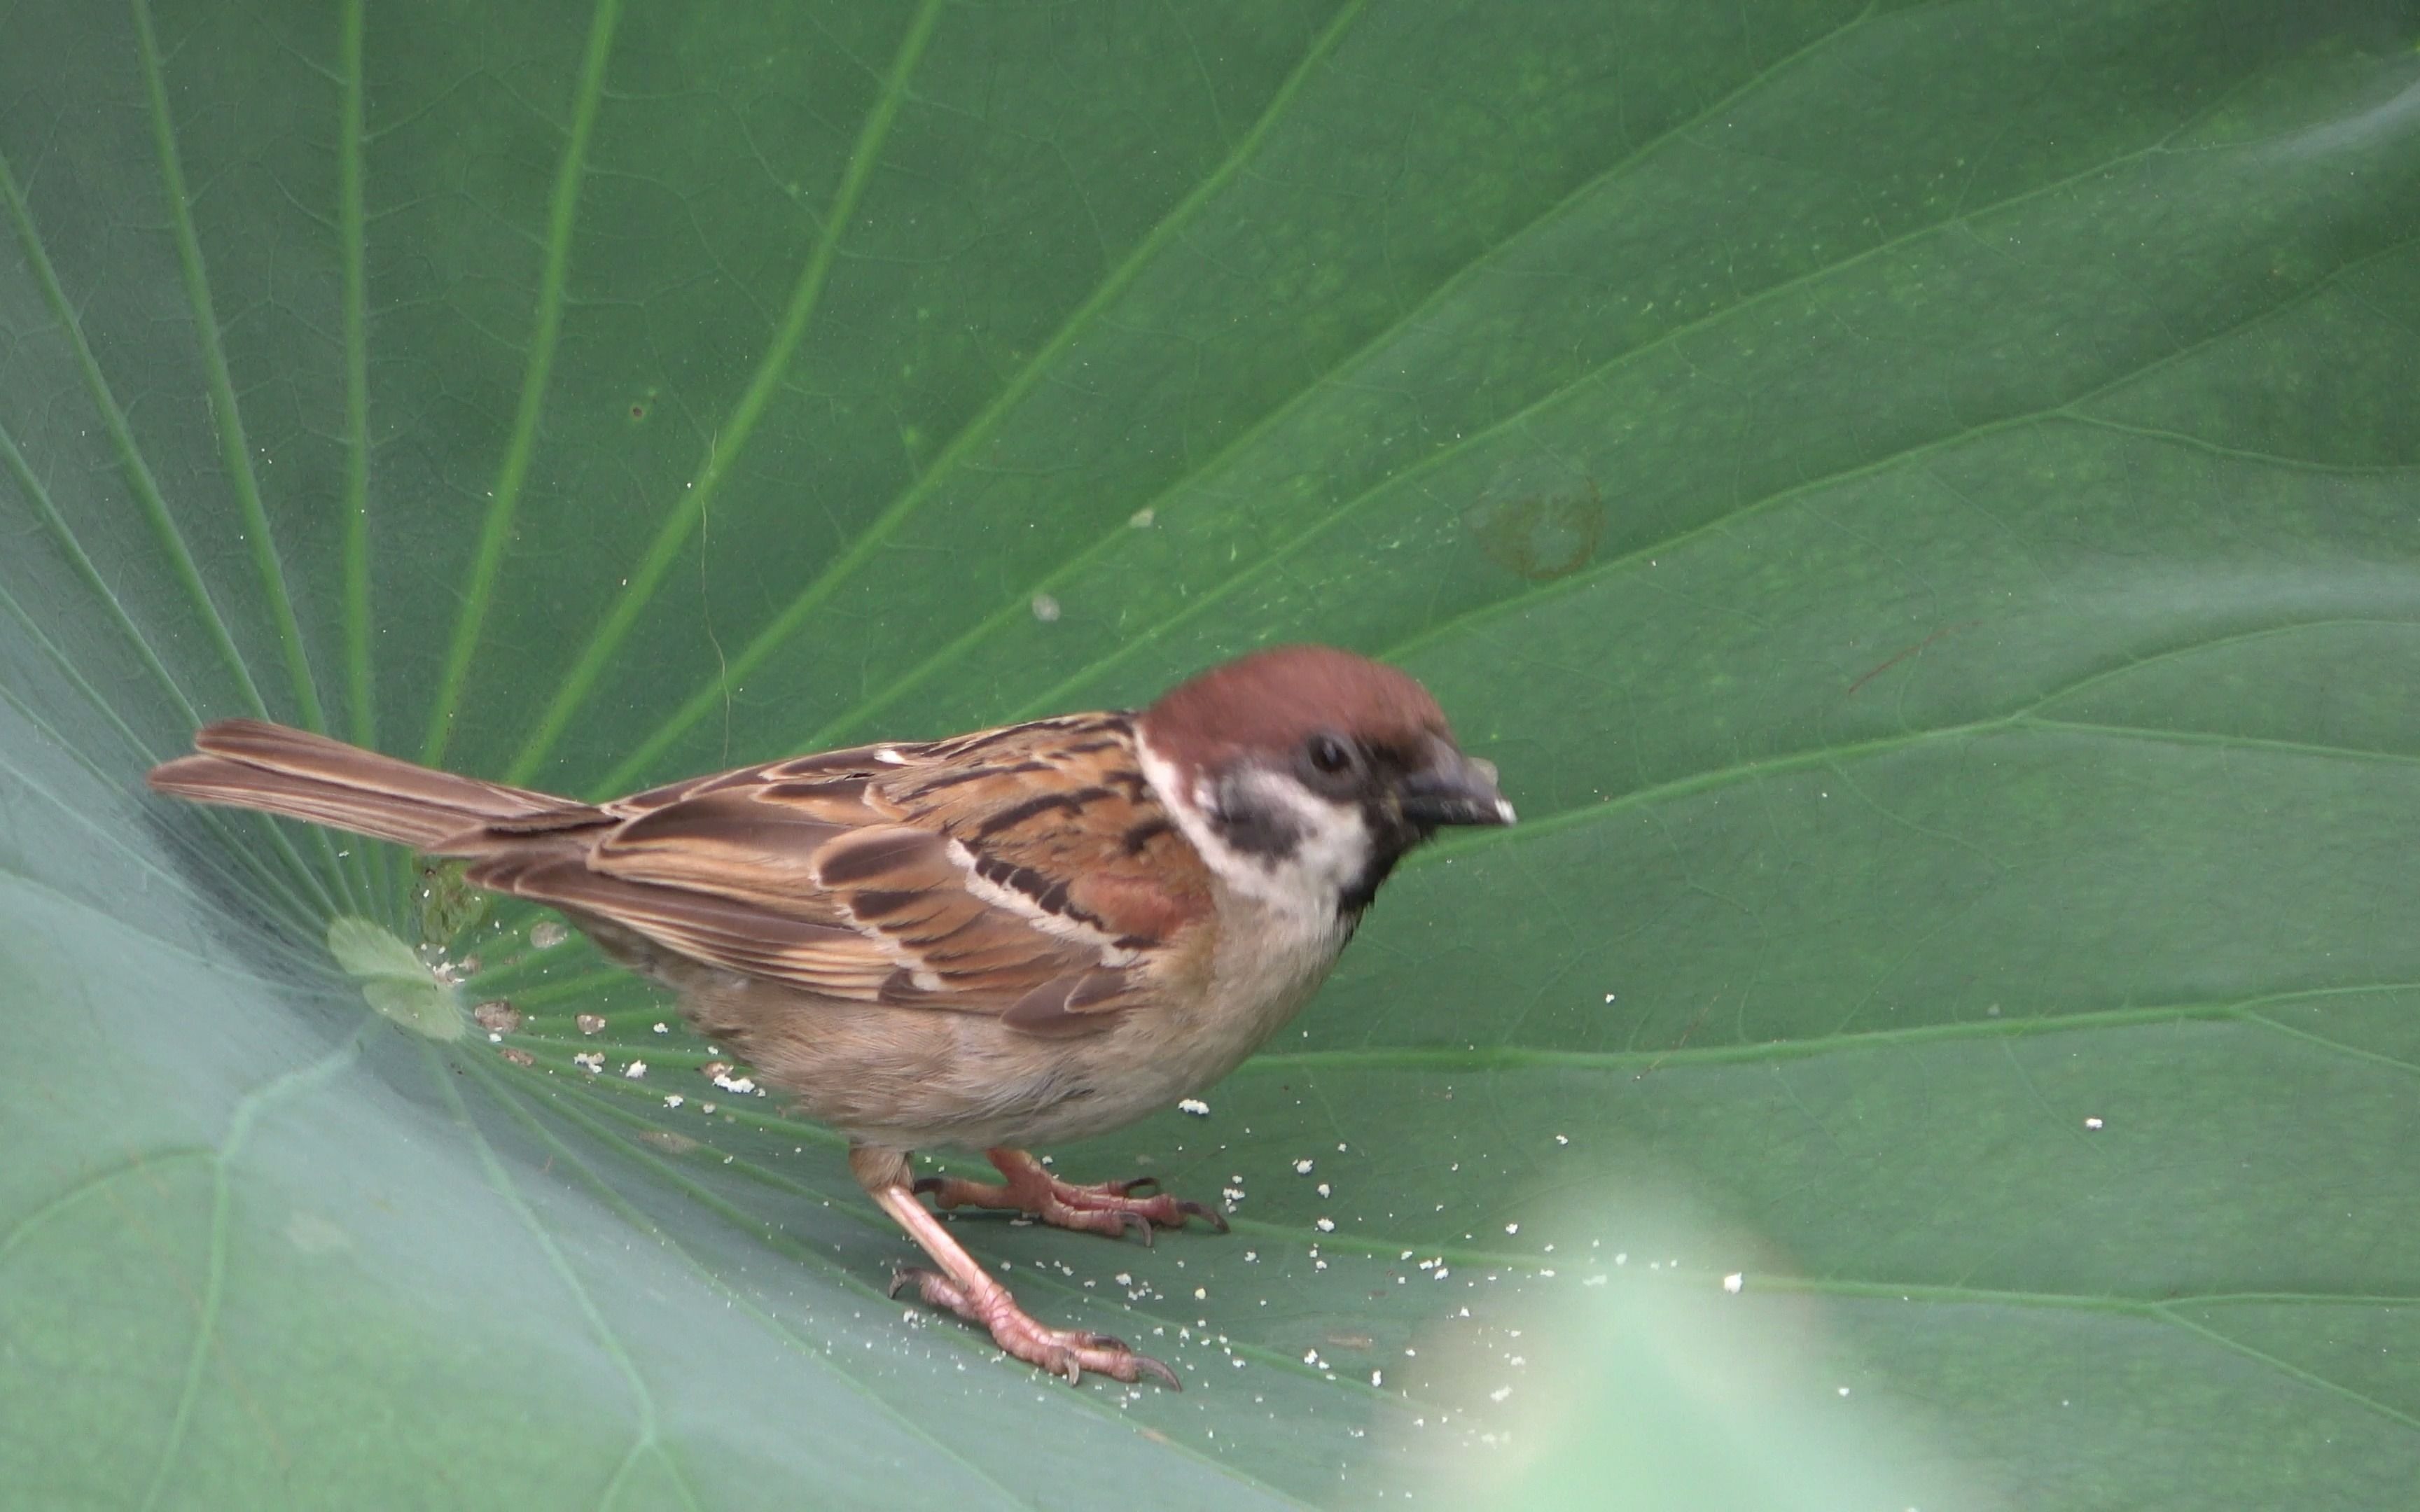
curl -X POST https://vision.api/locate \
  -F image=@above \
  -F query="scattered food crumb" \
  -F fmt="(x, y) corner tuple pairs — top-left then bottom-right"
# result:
(1554, 1133), (1569, 1145)
(1177, 1098), (1210, 1116)
(1316, 1182), (1331, 1198)
(665, 1093), (685, 1109)
(572, 1051), (604, 1073)
(1490, 1385), (1512, 1404)
(1723, 1273), (1744, 1294)
(1316, 1217), (1336, 1233)
(575, 1012), (606, 1035)
(1295, 1158), (1315, 1175)
(623, 1060), (648, 1079)
(1504, 1222), (1520, 1235)
(652, 1021), (669, 1034)
(2084, 1116), (2105, 1130)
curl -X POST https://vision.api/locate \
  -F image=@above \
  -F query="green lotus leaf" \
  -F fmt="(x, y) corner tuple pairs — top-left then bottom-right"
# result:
(4, 1), (2417, 1506)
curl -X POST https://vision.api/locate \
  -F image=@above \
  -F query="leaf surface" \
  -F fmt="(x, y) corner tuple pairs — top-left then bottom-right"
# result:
(4, 1), (2417, 1504)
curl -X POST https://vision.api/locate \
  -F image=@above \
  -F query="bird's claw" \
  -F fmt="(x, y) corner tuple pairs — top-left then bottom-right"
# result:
(918, 1151), (1226, 1244)
(889, 1264), (1179, 1389)
(1176, 1198), (1230, 1233)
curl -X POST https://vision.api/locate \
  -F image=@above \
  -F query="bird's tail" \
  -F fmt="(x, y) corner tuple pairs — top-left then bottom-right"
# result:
(147, 720), (567, 849)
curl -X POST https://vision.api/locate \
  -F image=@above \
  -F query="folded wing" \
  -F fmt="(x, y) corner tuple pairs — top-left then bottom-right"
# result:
(436, 714), (1211, 1036)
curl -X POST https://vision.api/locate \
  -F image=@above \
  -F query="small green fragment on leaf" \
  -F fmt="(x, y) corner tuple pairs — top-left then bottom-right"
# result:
(326, 916), (466, 1041)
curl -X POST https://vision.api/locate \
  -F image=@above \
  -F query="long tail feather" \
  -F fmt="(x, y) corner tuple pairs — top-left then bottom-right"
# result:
(147, 720), (571, 850)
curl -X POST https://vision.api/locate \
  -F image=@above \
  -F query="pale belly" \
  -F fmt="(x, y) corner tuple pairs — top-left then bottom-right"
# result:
(653, 894), (1350, 1153)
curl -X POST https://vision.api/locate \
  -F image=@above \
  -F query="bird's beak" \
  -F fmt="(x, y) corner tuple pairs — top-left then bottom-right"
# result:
(1398, 750), (1516, 827)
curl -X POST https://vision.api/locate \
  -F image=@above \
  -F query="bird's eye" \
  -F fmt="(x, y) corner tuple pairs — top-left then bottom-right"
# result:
(1305, 733), (1355, 775)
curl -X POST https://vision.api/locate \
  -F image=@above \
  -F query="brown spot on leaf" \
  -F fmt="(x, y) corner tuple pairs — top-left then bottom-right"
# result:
(1466, 472), (1606, 580)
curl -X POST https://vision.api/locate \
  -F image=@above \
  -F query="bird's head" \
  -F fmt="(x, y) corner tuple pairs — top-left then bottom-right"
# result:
(1135, 645), (1514, 920)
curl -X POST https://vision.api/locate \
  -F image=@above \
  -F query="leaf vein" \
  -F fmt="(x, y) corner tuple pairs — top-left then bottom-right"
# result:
(423, 0), (626, 769)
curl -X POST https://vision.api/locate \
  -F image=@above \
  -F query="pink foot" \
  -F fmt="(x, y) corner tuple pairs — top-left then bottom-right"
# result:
(890, 1266), (1180, 1389)
(915, 1147), (1228, 1245)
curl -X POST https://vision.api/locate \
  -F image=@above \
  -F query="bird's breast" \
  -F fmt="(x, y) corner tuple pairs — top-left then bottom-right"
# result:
(1178, 885), (1355, 1076)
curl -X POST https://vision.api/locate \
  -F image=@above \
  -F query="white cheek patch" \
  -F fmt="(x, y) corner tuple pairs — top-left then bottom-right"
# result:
(1225, 767), (1370, 900)
(1136, 738), (1251, 882)
(1137, 738), (1368, 920)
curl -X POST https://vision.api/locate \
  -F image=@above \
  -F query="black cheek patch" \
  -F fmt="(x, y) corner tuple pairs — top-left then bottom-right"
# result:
(1210, 776), (1306, 859)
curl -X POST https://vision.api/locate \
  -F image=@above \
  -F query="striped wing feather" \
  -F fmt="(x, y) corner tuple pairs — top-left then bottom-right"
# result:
(435, 715), (1211, 1035)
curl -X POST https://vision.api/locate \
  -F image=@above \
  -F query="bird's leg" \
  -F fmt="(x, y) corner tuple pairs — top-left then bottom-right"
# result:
(852, 1147), (1178, 1389)
(914, 1146), (1229, 1243)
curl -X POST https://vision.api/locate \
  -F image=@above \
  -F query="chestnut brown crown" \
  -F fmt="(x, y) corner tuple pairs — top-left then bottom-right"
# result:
(1137, 644), (1452, 776)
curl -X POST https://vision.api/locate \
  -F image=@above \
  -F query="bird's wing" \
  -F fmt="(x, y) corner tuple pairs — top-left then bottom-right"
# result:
(437, 715), (1212, 1035)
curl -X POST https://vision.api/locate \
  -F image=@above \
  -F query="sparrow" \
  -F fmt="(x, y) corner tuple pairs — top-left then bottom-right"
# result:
(148, 644), (1514, 1387)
